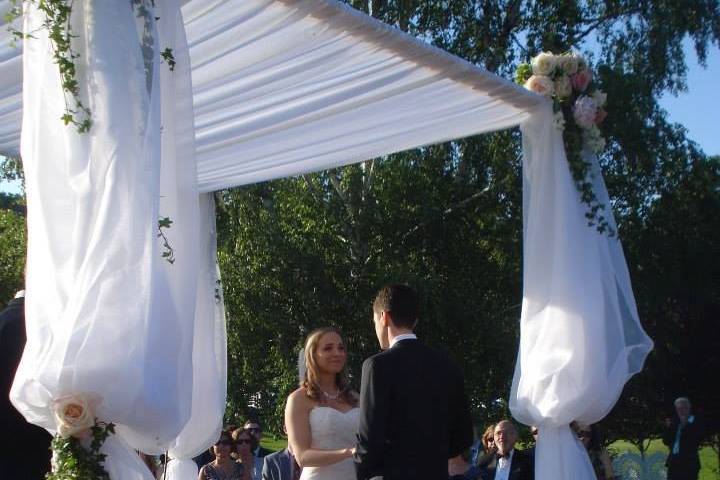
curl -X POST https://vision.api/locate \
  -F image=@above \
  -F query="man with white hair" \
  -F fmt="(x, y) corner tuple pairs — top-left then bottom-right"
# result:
(477, 420), (533, 480)
(662, 397), (705, 480)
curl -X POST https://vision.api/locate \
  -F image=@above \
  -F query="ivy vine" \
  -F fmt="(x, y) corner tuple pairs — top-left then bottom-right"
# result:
(46, 421), (115, 480)
(158, 216), (175, 264)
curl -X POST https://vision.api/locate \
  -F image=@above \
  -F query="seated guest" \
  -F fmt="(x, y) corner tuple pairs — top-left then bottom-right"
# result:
(573, 422), (614, 480)
(244, 419), (272, 458)
(481, 424), (496, 458)
(262, 445), (301, 480)
(234, 428), (262, 480)
(199, 431), (247, 480)
(477, 420), (533, 480)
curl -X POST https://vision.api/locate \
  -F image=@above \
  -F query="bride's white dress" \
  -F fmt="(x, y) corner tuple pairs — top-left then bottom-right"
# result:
(299, 406), (360, 480)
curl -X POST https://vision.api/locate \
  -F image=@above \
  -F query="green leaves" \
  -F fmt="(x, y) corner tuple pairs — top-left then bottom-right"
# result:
(160, 47), (176, 71)
(157, 216), (175, 264)
(46, 421), (115, 480)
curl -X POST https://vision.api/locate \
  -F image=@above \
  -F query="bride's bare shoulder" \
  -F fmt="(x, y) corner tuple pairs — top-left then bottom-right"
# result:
(287, 387), (314, 408)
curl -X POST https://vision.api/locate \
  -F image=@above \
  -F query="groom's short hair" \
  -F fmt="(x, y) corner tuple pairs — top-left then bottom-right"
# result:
(373, 284), (419, 329)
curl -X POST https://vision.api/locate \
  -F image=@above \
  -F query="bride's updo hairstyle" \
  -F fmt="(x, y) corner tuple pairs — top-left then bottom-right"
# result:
(302, 327), (357, 406)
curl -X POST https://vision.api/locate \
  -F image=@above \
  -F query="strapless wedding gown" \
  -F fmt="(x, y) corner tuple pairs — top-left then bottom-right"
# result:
(299, 406), (360, 480)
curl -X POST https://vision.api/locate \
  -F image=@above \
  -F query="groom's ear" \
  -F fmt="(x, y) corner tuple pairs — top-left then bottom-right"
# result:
(381, 310), (392, 328)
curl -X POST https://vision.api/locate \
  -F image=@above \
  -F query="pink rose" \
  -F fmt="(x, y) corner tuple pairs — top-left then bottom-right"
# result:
(571, 70), (592, 92)
(595, 108), (608, 125)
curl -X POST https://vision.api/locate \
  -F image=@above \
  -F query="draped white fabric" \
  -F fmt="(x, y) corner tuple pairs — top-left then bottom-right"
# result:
(8, 0), (221, 476)
(511, 105), (653, 478)
(1, 1), (653, 480)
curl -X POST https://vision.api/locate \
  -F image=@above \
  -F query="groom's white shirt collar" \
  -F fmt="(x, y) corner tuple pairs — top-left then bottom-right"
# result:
(390, 333), (417, 348)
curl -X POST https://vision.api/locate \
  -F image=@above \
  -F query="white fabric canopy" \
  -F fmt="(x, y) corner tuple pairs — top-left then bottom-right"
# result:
(1, 1), (651, 479)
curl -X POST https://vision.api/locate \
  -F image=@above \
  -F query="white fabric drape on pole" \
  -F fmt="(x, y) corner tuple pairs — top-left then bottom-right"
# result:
(512, 105), (653, 478)
(9, 0), (213, 476)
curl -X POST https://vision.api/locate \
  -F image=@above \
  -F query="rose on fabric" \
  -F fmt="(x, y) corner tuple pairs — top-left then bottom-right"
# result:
(553, 110), (566, 131)
(53, 394), (97, 438)
(573, 96), (598, 128)
(531, 52), (556, 76)
(592, 89), (607, 107)
(554, 75), (573, 99)
(558, 54), (579, 75)
(524, 75), (554, 97)
(571, 69), (592, 92)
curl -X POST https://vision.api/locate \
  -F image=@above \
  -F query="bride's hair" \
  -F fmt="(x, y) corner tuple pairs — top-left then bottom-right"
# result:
(302, 327), (357, 406)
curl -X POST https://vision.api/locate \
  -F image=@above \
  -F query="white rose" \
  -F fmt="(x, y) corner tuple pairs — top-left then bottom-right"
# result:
(531, 52), (556, 76)
(558, 54), (579, 75)
(554, 75), (573, 99)
(592, 89), (607, 107)
(553, 110), (566, 131)
(573, 95), (598, 128)
(575, 53), (588, 72)
(584, 125), (606, 153)
(53, 393), (96, 438)
(524, 75), (554, 97)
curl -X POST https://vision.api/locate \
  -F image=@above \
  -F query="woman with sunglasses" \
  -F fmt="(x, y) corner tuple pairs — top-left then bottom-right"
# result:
(233, 428), (262, 480)
(573, 422), (615, 480)
(199, 431), (248, 480)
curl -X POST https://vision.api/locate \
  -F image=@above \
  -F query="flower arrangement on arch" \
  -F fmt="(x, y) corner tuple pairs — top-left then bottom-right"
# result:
(516, 51), (615, 236)
(47, 393), (115, 480)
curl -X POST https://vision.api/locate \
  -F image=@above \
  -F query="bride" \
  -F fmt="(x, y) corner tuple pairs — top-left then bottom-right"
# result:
(285, 327), (360, 480)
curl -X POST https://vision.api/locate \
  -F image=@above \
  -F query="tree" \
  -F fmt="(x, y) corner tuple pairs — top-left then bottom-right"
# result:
(216, 0), (720, 436)
(0, 196), (26, 304)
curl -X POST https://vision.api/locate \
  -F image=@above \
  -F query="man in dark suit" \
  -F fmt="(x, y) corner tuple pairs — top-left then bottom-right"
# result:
(261, 446), (301, 480)
(355, 284), (473, 480)
(0, 291), (52, 479)
(477, 420), (533, 480)
(662, 397), (705, 480)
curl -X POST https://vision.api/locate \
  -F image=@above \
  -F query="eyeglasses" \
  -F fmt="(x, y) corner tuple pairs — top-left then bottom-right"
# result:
(246, 427), (260, 432)
(236, 439), (253, 445)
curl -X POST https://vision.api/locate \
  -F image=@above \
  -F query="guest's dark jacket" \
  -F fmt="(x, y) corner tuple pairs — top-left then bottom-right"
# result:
(355, 338), (473, 480)
(662, 416), (704, 472)
(0, 296), (52, 479)
(477, 448), (534, 480)
(262, 448), (299, 480)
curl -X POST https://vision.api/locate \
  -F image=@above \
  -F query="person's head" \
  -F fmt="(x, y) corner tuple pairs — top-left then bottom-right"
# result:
(493, 420), (518, 456)
(482, 424), (496, 452)
(211, 431), (235, 460)
(530, 425), (539, 443)
(232, 428), (258, 458)
(244, 419), (262, 443)
(372, 284), (419, 349)
(301, 327), (355, 405)
(572, 422), (601, 451)
(674, 397), (692, 421)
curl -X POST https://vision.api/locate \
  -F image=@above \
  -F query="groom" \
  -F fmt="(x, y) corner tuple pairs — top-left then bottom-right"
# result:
(355, 284), (473, 480)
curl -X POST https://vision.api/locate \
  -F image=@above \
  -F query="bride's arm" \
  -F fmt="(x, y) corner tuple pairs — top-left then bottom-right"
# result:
(285, 389), (355, 468)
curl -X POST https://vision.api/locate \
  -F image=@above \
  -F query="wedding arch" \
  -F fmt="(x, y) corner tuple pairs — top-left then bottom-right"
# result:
(0, 1), (652, 479)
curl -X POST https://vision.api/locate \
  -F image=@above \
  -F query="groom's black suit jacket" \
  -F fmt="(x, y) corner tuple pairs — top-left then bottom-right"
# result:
(355, 338), (473, 480)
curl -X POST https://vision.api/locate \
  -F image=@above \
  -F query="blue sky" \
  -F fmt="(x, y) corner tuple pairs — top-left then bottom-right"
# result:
(658, 42), (720, 157)
(2, 44), (718, 195)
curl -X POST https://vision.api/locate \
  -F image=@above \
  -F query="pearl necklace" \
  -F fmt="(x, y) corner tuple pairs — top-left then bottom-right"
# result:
(322, 389), (340, 401)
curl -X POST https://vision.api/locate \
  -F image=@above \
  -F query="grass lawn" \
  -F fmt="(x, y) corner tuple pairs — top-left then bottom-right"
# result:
(610, 439), (718, 480)
(260, 435), (288, 453)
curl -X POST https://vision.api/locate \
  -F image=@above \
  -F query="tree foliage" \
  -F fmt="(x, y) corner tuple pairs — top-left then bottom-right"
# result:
(0, 194), (26, 304)
(216, 0), (720, 438)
